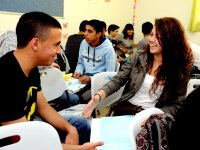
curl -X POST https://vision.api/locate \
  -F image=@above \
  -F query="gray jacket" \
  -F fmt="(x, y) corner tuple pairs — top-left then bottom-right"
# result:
(101, 50), (188, 116)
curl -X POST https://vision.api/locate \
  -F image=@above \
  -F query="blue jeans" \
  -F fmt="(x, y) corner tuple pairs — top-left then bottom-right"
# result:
(59, 91), (80, 106)
(34, 115), (90, 145)
(49, 91), (80, 111)
(62, 115), (91, 144)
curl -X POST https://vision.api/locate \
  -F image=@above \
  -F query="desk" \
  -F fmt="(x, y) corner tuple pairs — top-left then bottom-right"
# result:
(65, 77), (86, 93)
(58, 104), (87, 116)
(90, 116), (133, 150)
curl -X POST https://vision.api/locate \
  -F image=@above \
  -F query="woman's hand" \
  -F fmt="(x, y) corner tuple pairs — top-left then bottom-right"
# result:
(82, 95), (100, 119)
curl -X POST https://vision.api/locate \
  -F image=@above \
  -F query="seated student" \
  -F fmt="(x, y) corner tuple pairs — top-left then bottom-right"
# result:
(65, 20), (88, 73)
(107, 24), (127, 66)
(83, 17), (193, 119)
(107, 24), (120, 52)
(0, 11), (103, 149)
(137, 21), (153, 50)
(115, 23), (135, 58)
(73, 19), (116, 103)
(169, 85), (200, 150)
(101, 20), (107, 37)
(0, 28), (79, 110)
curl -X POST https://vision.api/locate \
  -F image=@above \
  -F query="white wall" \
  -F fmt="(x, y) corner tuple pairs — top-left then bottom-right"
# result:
(0, 0), (200, 46)
(0, 0), (133, 47)
(62, 0), (133, 46)
(134, 0), (200, 46)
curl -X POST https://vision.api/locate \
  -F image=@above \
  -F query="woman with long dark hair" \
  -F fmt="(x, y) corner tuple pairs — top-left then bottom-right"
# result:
(115, 23), (134, 59)
(83, 17), (193, 118)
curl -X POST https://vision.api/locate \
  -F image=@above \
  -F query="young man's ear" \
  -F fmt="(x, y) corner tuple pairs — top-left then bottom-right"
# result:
(30, 37), (39, 52)
(97, 32), (102, 38)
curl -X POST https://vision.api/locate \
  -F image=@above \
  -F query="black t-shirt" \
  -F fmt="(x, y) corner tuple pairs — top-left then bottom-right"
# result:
(0, 51), (41, 122)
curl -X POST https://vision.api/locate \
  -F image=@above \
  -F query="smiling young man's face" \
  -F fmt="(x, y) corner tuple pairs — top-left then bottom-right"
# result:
(36, 28), (62, 66)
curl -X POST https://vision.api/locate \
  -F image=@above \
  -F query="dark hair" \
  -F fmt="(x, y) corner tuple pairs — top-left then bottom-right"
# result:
(142, 21), (153, 35)
(16, 11), (61, 48)
(101, 21), (107, 30)
(108, 24), (120, 34)
(122, 23), (134, 39)
(86, 19), (103, 33)
(79, 20), (88, 32)
(146, 17), (193, 93)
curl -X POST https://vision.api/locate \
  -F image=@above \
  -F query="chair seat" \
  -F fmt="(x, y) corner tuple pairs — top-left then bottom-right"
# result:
(0, 121), (62, 150)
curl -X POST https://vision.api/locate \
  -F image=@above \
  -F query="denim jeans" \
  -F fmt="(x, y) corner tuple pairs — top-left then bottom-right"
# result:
(62, 115), (91, 144)
(57, 91), (80, 106)
(34, 115), (90, 145)
(49, 91), (80, 111)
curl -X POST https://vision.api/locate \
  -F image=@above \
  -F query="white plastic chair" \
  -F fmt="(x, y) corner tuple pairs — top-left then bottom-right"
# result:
(91, 72), (125, 117)
(186, 78), (200, 96)
(115, 61), (120, 72)
(0, 121), (62, 150)
(59, 46), (71, 73)
(129, 108), (164, 150)
(39, 67), (67, 102)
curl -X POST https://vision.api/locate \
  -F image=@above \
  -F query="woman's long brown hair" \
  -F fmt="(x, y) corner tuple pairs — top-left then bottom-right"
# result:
(146, 17), (193, 94)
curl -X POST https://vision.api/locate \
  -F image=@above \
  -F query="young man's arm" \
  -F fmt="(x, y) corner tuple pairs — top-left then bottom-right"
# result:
(36, 91), (79, 145)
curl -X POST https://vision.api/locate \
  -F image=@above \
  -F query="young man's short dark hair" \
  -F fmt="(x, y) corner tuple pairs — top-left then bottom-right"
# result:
(16, 11), (61, 48)
(108, 24), (120, 34)
(86, 19), (103, 33)
(142, 21), (153, 35)
(79, 20), (88, 32)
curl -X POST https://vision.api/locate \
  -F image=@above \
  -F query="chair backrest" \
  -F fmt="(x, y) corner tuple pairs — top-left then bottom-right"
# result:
(115, 61), (120, 72)
(129, 108), (164, 150)
(57, 47), (71, 73)
(91, 72), (125, 109)
(186, 78), (200, 96)
(0, 121), (62, 150)
(40, 67), (67, 102)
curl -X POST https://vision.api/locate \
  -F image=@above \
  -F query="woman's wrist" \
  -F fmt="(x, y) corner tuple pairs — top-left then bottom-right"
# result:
(94, 93), (101, 102)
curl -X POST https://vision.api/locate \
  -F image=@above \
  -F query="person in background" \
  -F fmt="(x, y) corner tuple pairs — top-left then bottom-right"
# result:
(137, 21), (153, 50)
(101, 21), (107, 37)
(65, 20), (88, 73)
(107, 24), (124, 65)
(0, 11), (103, 150)
(73, 19), (116, 103)
(115, 23), (134, 59)
(83, 17), (193, 118)
(107, 24), (120, 52)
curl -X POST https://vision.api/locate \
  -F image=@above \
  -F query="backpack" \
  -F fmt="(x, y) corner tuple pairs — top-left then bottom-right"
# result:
(136, 113), (175, 150)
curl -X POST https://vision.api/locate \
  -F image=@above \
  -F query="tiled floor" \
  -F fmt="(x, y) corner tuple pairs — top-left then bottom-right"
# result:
(95, 107), (110, 118)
